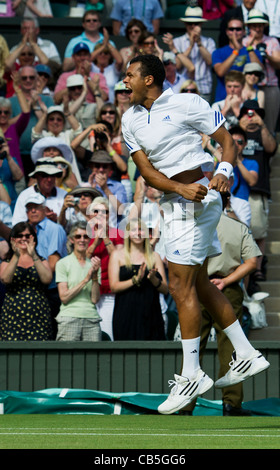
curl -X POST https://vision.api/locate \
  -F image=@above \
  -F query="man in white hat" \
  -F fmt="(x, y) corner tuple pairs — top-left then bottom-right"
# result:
(163, 6), (216, 102)
(254, 0), (280, 39)
(66, 74), (103, 129)
(162, 51), (191, 94)
(12, 157), (67, 226)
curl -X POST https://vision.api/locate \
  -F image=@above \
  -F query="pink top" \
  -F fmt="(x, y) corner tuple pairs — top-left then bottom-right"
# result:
(243, 34), (280, 87)
(4, 112), (31, 171)
(0, 0), (15, 17)
(54, 70), (109, 103)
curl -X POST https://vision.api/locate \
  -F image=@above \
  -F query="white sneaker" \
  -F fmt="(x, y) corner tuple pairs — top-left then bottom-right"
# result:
(158, 369), (213, 415)
(215, 350), (270, 389)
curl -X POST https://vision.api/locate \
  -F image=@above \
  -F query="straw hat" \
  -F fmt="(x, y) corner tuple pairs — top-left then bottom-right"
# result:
(180, 6), (207, 23)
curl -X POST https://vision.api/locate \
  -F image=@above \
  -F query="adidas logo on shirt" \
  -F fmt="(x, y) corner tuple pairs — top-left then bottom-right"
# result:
(163, 115), (171, 121)
(173, 249), (180, 256)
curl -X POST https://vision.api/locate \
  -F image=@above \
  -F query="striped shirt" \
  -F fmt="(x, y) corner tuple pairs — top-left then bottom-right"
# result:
(173, 33), (216, 95)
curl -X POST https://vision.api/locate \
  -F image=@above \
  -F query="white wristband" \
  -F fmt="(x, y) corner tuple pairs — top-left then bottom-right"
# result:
(216, 162), (233, 179)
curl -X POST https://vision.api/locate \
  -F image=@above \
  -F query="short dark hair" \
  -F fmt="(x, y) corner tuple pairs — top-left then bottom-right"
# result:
(229, 126), (247, 142)
(125, 19), (147, 40)
(8, 222), (38, 258)
(82, 10), (100, 22)
(130, 54), (166, 88)
(226, 16), (244, 28)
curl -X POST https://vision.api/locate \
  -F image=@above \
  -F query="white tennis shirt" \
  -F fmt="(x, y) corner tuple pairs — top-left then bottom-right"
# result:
(122, 88), (225, 178)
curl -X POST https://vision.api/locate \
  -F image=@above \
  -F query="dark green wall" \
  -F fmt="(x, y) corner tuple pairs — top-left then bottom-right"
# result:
(0, 341), (279, 402)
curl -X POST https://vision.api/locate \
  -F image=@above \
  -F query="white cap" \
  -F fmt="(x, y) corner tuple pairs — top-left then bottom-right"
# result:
(47, 105), (64, 116)
(163, 51), (176, 64)
(25, 192), (46, 207)
(67, 74), (84, 87)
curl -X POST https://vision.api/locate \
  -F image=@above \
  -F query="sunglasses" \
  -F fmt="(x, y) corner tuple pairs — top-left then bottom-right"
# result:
(93, 163), (110, 169)
(143, 41), (155, 46)
(20, 52), (34, 57)
(0, 110), (9, 115)
(93, 209), (109, 215)
(73, 234), (90, 240)
(48, 116), (64, 122)
(234, 139), (245, 145)
(68, 85), (83, 90)
(116, 90), (130, 94)
(228, 27), (243, 31)
(245, 71), (262, 78)
(21, 75), (36, 81)
(80, 192), (93, 198)
(85, 18), (99, 23)
(181, 88), (197, 93)
(128, 28), (141, 34)
(101, 110), (115, 115)
(16, 233), (31, 239)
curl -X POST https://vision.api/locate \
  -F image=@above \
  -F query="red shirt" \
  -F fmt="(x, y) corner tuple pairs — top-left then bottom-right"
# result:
(88, 227), (124, 295)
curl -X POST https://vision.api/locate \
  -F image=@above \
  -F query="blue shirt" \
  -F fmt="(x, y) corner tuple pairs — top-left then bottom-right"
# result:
(231, 158), (259, 201)
(212, 46), (263, 101)
(110, 0), (164, 36)
(0, 157), (20, 212)
(36, 217), (68, 289)
(64, 31), (116, 58)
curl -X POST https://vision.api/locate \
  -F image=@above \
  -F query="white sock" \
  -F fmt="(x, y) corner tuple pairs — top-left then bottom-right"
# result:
(223, 320), (255, 358)
(181, 337), (200, 379)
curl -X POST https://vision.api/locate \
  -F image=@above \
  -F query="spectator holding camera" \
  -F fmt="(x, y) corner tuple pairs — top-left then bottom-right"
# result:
(243, 9), (280, 134)
(58, 185), (101, 233)
(238, 99), (277, 281)
(71, 121), (127, 183)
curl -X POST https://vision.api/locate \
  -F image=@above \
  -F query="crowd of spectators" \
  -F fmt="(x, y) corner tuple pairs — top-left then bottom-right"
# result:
(0, 1), (278, 343)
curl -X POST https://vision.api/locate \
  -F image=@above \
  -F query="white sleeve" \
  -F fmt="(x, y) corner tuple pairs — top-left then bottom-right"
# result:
(186, 95), (226, 135)
(121, 113), (142, 155)
(12, 193), (28, 226)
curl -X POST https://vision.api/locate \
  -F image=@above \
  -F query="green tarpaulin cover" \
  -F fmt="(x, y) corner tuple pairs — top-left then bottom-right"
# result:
(0, 389), (279, 416)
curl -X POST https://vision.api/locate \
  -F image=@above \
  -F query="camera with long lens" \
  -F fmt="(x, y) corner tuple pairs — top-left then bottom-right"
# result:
(0, 137), (7, 160)
(95, 131), (108, 145)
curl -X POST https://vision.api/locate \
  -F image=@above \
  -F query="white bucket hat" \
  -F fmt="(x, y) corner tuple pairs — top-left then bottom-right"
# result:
(31, 137), (74, 164)
(28, 157), (63, 178)
(245, 9), (269, 24)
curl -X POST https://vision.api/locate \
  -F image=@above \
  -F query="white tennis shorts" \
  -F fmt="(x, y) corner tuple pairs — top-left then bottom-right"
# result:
(160, 177), (222, 265)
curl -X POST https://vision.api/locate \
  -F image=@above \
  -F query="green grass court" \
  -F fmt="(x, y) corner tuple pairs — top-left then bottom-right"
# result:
(0, 414), (280, 449)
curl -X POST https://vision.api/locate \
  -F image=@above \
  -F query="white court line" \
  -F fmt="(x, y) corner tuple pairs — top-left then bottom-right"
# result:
(2, 427), (280, 432)
(0, 432), (280, 438)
